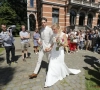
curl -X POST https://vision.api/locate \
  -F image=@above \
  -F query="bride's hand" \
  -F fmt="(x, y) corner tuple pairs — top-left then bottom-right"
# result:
(44, 48), (48, 52)
(45, 48), (51, 52)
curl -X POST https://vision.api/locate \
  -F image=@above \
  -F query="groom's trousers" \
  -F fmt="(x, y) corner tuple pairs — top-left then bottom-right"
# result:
(34, 49), (50, 74)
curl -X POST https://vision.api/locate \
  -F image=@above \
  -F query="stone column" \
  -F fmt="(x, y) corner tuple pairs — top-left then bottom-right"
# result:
(76, 14), (79, 25)
(85, 16), (87, 25)
(92, 13), (98, 28)
(35, 13), (38, 29)
(66, 13), (70, 26)
(27, 14), (30, 31)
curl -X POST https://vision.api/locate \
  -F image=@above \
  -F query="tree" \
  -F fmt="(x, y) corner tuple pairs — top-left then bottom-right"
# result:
(0, 1), (17, 25)
(0, 0), (27, 35)
(7, 0), (27, 25)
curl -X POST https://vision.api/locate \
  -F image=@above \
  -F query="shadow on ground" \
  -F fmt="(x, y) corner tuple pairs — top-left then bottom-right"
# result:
(83, 55), (100, 87)
(84, 55), (98, 67)
(0, 57), (5, 64)
(0, 67), (16, 89)
(83, 67), (100, 86)
(38, 61), (48, 74)
(0, 53), (4, 56)
(14, 55), (21, 62)
(0, 53), (5, 64)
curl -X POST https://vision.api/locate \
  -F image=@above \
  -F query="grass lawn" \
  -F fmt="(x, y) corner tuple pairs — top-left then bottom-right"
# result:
(85, 67), (100, 90)
(0, 48), (4, 53)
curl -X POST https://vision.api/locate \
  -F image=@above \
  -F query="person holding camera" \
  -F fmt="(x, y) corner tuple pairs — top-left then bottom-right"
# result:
(0, 24), (15, 66)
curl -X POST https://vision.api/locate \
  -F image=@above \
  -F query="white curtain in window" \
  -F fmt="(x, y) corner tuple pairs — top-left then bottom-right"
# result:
(52, 15), (59, 24)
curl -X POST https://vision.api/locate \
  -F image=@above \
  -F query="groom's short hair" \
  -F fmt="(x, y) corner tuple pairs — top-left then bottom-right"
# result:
(41, 17), (47, 22)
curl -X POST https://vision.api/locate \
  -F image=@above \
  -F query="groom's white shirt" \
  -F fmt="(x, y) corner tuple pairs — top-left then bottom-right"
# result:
(33, 26), (53, 74)
(40, 26), (53, 50)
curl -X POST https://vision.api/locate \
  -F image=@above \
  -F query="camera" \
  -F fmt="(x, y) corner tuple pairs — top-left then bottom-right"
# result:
(7, 25), (16, 33)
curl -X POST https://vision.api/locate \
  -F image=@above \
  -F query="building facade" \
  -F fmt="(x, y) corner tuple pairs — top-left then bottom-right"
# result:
(27, 0), (100, 31)
(27, 0), (37, 31)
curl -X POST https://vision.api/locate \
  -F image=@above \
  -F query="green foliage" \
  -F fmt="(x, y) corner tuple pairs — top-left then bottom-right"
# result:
(0, 2), (17, 25)
(0, 0), (27, 36)
(85, 68), (100, 90)
(0, 48), (4, 53)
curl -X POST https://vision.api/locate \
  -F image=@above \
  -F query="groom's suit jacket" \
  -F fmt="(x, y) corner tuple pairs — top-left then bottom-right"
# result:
(40, 26), (53, 50)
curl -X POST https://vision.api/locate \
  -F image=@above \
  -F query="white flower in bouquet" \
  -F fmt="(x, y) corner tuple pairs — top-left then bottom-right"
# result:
(56, 37), (64, 51)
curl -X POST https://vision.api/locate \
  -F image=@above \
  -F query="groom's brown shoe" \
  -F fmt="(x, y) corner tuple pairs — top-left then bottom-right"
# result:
(29, 73), (37, 79)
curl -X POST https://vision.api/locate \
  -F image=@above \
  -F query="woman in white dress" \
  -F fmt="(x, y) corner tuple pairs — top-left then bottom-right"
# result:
(44, 23), (81, 87)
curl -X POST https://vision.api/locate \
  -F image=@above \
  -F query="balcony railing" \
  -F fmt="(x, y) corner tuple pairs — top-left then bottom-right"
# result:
(70, 0), (99, 8)
(70, 0), (81, 4)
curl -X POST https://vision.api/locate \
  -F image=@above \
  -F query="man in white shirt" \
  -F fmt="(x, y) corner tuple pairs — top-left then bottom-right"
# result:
(19, 25), (30, 61)
(29, 17), (53, 78)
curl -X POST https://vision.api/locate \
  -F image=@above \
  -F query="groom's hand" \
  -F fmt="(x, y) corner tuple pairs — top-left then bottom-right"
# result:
(38, 41), (42, 45)
(44, 48), (48, 52)
(45, 48), (51, 52)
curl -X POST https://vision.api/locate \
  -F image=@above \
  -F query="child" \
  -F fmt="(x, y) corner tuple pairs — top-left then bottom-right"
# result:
(33, 28), (40, 54)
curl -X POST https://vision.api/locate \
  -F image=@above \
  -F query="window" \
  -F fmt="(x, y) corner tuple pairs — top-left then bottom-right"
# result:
(52, 8), (59, 24)
(30, 0), (34, 7)
(87, 13), (93, 28)
(90, 0), (95, 3)
(97, 15), (100, 27)
(79, 12), (85, 26)
(70, 10), (76, 25)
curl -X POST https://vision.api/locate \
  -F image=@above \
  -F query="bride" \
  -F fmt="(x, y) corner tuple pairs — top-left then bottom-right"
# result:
(44, 23), (81, 87)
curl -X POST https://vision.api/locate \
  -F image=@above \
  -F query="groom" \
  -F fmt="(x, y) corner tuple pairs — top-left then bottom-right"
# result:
(29, 17), (53, 78)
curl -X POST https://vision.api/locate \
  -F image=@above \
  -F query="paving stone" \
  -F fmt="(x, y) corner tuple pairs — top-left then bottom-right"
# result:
(0, 37), (98, 90)
(11, 87), (20, 90)
(32, 85), (41, 90)
(22, 80), (30, 85)
(7, 83), (15, 88)
(20, 84), (28, 89)
(5, 87), (12, 90)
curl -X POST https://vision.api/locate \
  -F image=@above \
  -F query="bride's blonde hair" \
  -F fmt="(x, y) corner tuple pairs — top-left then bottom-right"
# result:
(51, 23), (62, 34)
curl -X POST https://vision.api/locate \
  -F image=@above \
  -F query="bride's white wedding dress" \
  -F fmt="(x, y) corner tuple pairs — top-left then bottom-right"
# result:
(44, 32), (81, 87)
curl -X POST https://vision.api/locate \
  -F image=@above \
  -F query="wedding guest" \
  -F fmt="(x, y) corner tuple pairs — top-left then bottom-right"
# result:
(85, 30), (89, 50)
(79, 30), (84, 50)
(69, 33), (76, 53)
(75, 31), (80, 51)
(27, 30), (31, 47)
(88, 30), (92, 50)
(19, 25), (30, 61)
(63, 30), (69, 54)
(0, 24), (15, 66)
(33, 28), (40, 54)
(93, 30), (100, 53)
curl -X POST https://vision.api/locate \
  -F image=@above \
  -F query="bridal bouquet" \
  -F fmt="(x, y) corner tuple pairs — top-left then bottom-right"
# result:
(56, 37), (64, 51)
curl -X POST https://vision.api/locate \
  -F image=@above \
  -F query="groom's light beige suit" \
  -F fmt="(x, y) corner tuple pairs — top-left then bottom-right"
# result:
(34, 26), (53, 74)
